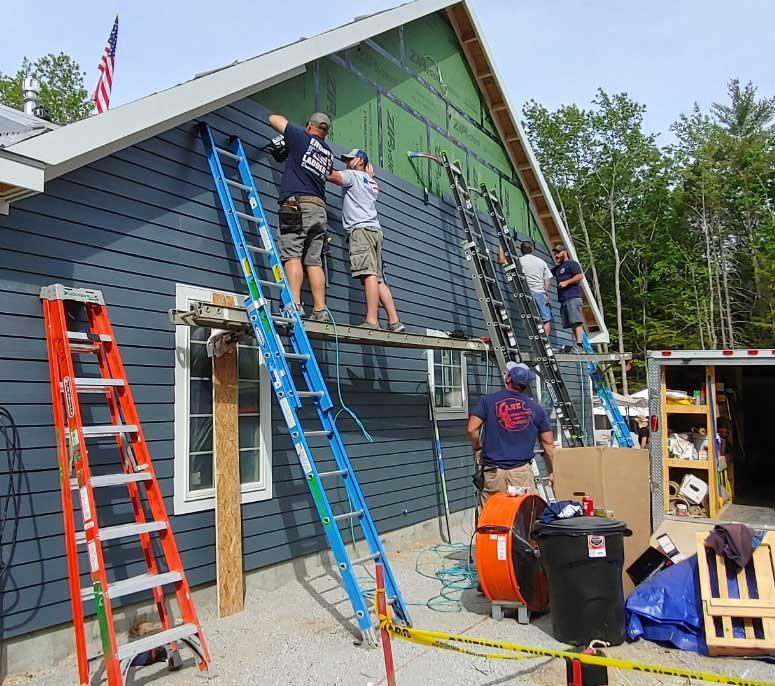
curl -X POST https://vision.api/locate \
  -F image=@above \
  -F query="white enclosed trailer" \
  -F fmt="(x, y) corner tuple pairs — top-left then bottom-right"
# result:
(647, 349), (775, 531)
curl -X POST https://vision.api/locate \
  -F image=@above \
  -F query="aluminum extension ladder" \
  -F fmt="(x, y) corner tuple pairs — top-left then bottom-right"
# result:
(40, 284), (211, 686)
(408, 151), (555, 501)
(199, 122), (410, 642)
(480, 185), (586, 448)
(581, 333), (634, 447)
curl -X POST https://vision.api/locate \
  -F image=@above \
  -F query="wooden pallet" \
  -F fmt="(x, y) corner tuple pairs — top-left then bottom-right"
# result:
(696, 531), (775, 656)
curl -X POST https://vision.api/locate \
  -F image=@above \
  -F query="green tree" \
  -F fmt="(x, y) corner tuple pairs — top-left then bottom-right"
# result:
(0, 53), (92, 124)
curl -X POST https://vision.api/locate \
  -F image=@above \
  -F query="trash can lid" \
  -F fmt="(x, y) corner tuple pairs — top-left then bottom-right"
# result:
(533, 516), (631, 537)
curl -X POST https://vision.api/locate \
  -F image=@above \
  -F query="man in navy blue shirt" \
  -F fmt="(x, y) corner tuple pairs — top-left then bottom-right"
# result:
(551, 243), (586, 351)
(467, 363), (555, 502)
(268, 112), (335, 322)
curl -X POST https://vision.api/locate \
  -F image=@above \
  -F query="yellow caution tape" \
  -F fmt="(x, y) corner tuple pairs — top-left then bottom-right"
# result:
(379, 617), (775, 686)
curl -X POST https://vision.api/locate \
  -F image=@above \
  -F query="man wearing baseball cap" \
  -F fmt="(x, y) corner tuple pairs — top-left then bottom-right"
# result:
(467, 361), (555, 502)
(328, 148), (404, 331)
(268, 111), (335, 322)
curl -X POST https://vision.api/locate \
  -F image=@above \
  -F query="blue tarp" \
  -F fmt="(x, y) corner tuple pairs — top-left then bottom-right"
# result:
(626, 554), (708, 654)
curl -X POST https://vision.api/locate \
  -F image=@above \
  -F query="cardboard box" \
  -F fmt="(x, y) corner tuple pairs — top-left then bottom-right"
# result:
(554, 447), (650, 595)
(649, 519), (714, 558)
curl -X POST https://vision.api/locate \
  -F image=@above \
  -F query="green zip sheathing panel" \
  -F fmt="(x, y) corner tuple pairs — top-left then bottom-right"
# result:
(254, 11), (544, 246)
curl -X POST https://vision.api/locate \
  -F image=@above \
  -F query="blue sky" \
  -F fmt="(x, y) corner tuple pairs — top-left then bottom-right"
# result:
(2, 0), (773, 141)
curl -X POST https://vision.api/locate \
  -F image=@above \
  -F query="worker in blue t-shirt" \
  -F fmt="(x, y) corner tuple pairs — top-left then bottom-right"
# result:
(551, 243), (586, 352)
(268, 112), (335, 322)
(467, 363), (555, 502)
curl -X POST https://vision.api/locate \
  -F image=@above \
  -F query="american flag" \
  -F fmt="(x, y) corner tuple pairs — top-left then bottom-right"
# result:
(93, 16), (119, 114)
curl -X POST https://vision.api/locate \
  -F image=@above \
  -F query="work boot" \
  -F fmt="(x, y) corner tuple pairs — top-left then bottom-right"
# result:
(559, 344), (575, 353)
(306, 309), (331, 323)
(386, 320), (406, 333)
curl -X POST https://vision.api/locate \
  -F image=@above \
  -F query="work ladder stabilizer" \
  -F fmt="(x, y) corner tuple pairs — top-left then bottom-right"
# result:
(480, 186), (585, 449)
(199, 122), (410, 641)
(40, 284), (211, 686)
(581, 334), (634, 448)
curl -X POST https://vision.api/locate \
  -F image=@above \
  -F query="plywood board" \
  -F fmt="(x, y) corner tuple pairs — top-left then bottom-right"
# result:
(212, 292), (243, 618)
(554, 447), (651, 596)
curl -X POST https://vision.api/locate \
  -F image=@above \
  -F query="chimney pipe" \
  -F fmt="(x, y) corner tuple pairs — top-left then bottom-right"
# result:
(23, 77), (40, 116)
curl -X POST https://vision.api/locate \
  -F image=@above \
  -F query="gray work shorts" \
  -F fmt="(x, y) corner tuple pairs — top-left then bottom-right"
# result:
(278, 201), (328, 267)
(560, 297), (584, 328)
(349, 227), (384, 282)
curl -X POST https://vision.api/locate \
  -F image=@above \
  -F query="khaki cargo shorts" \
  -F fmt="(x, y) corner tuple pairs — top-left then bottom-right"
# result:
(278, 200), (328, 267)
(349, 226), (384, 282)
(482, 462), (536, 503)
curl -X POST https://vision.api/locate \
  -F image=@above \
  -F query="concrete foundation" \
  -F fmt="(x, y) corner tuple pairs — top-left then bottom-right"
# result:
(1, 508), (469, 678)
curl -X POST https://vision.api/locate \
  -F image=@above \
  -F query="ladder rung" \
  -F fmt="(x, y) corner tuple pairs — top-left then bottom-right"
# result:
(67, 331), (112, 343)
(225, 178), (251, 191)
(284, 352), (310, 361)
(76, 520), (166, 545)
(235, 210), (261, 224)
(247, 244), (270, 255)
(297, 391), (324, 399)
(117, 623), (199, 662)
(334, 510), (363, 522)
(350, 552), (380, 566)
(81, 570), (182, 602)
(73, 377), (125, 392)
(318, 469), (347, 478)
(215, 146), (240, 160)
(70, 472), (152, 489)
(304, 430), (331, 437)
(258, 279), (284, 289)
(272, 315), (295, 326)
(81, 424), (138, 438)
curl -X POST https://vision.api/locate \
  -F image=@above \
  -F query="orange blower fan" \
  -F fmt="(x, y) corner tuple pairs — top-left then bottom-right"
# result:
(475, 493), (549, 612)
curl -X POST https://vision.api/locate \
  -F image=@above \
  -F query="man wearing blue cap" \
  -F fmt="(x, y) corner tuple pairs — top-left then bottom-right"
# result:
(328, 148), (404, 331)
(467, 362), (555, 502)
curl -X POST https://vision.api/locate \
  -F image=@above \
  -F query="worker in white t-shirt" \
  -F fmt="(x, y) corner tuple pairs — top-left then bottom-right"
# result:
(516, 241), (553, 335)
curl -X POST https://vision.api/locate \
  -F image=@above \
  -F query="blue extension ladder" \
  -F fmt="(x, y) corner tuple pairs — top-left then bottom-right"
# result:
(199, 123), (410, 641)
(581, 333), (634, 448)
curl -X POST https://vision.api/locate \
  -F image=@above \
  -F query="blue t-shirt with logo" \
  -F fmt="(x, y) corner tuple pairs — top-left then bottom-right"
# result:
(552, 259), (583, 302)
(277, 123), (334, 203)
(471, 390), (551, 468)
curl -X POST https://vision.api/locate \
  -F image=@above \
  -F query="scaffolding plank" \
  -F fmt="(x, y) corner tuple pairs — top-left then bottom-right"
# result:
(169, 303), (629, 363)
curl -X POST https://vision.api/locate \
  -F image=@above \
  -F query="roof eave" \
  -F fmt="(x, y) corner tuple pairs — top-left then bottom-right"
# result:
(5, 0), (455, 183)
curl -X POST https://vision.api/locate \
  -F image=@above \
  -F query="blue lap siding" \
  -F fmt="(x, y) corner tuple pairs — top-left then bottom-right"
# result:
(0, 96), (588, 640)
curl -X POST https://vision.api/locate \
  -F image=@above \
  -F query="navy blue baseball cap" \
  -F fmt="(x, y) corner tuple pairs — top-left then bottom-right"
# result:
(341, 148), (369, 164)
(506, 361), (533, 386)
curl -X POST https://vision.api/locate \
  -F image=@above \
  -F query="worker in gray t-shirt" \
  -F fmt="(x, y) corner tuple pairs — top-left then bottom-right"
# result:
(328, 149), (404, 332)
(518, 241), (553, 335)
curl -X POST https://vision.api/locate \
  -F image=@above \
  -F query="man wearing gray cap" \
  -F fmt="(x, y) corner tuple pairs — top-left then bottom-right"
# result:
(328, 148), (404, 331)
(268, 111), (335, 322)
(467, 362), (554, 502)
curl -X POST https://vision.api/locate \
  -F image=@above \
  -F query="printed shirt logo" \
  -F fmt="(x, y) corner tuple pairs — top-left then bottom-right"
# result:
(300, 137), (334, 181)
(495, 397), (533, 431)
(359, 173), (379, 197)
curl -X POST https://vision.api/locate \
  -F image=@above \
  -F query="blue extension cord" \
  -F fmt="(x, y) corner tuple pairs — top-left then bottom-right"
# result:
(320, 308), (479, 612)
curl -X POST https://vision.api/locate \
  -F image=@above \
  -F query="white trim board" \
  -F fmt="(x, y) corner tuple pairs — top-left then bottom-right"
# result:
(173, 283), (272, 515)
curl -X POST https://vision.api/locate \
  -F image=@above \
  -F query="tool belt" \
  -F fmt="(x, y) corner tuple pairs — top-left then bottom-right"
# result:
(279, 195), (326, 234)
(282, 195), (326, 208)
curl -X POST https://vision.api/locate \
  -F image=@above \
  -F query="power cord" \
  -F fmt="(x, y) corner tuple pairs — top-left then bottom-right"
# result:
(324, 307), (373, 443)
(0, 406), (22, 588)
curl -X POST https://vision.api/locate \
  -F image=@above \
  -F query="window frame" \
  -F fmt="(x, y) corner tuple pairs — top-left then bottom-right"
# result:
(426, 329), (469, 421)
(173, 284), (272, 515)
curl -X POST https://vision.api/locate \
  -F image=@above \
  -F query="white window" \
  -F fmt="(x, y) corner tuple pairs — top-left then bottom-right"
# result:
(173, 284), (272, 514)
(426, 330), (469, 420)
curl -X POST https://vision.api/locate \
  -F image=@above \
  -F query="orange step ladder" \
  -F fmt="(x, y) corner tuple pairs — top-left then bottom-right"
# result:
(40, 284), (211, 685)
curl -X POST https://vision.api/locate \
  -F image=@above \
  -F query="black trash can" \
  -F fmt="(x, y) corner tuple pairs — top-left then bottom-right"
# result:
(534, 516), (631, 646)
